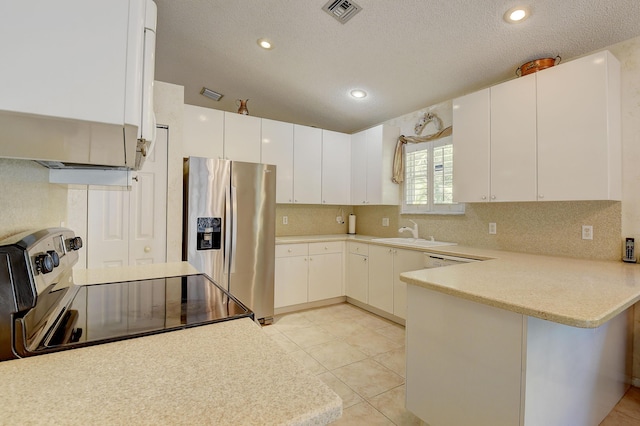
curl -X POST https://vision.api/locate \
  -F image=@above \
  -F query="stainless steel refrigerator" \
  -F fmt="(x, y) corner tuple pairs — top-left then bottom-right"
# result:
(183, 157), (276, 324)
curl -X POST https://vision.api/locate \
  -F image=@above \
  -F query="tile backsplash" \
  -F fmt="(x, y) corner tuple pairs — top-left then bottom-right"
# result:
(276, 201), (621, 260)
(0, 158), (67, 240)
(276, 204), (354, 236)
(354, 201), (621, 260)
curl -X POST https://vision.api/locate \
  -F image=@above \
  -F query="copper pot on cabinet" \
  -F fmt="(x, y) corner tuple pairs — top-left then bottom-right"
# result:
(516, 56), (561, 76)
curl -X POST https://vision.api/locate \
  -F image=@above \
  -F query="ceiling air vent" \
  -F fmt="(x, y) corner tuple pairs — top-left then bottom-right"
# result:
(322, 0), (362, 24)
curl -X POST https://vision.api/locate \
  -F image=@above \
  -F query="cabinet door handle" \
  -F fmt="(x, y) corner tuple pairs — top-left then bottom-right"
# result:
(363, 257), (367, 262)
(539, 194), (544, 199)
(481, 196), (487, 200)
(491, 195), (496, 200)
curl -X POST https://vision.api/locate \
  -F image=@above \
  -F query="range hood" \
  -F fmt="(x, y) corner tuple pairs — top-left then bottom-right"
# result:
(0, 110), (147, 172)
(0, 0), (157, 180)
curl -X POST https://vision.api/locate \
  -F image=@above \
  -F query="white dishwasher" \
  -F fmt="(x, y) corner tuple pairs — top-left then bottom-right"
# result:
(424, 253), (479, 268)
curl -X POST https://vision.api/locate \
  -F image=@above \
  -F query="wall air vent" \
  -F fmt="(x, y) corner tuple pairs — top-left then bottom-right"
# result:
(322, 0), (362, 24)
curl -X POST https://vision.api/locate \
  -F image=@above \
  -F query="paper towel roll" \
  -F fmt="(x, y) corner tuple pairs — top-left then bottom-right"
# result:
(348, 214), (356, 234)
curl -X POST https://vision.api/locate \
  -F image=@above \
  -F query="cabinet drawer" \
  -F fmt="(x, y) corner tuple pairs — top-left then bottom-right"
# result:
(275, 243), (308, 258)
(309, 241), (343, 255)
(348, 242), (369, 255)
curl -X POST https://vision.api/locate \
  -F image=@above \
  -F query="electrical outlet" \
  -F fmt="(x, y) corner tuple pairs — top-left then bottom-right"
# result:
(282, 216), (288, 225)
(489, 222), (497, 235)
(582, 225), (593, 240)
(382, 217), (389, 227)
(336, 215), (343, 224)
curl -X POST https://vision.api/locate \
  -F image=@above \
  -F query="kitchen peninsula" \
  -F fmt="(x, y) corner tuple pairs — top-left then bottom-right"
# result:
(400, 246), (637, 426)
(0, 263), (342, 425)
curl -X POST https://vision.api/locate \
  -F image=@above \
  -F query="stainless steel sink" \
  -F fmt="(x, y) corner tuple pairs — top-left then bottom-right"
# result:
(371, 238), (457, 248)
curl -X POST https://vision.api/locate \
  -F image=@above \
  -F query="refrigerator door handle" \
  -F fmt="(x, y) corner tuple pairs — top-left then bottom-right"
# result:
(230, 185), (238, 273)
(224, 183), (232, 275)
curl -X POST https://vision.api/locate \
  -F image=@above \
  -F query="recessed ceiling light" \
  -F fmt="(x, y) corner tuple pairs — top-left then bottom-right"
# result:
(350, 89), (367, 99)
(504, 7), (529, 23)
(257, 38), (273, 49)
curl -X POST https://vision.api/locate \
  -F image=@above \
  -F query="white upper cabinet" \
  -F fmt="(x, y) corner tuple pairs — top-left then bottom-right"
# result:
(293, 124), (322, 204)
(223, 112), (262, 162)
(536, 51), (621, 201)
(453, 89), (491, 202)
(322, 130), (351, 205)
(183, 104), (224, 159)
(490, 73), (537, 202)
(261, 119), (294, 203)
(0, 0), (157, 170)
(350, 124), (400, 205)
(350, 129), (369, 204)
(454, 76), (537, 203)
(454, 50), (621, 202)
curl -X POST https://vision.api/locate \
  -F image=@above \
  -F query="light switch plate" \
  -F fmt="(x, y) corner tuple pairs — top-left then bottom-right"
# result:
(382, 218), (389, 227)
(489, 223), (497, 235)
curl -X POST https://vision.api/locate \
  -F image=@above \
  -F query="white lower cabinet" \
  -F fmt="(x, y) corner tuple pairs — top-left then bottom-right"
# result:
(391, 249), (425, 319)
(308, 243), (343, 302)
(346, 242), (369, 304)
(275, 242), (344, 309)
(368, 245), (424, 319)
(274, 244), (308, 308)
(406, 285), (630, 426)
(278, 240), (427, 321)
(368, 245), (395, 313)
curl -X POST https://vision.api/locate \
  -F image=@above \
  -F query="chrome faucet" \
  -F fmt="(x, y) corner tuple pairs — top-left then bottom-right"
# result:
(398, 220), (419, 239)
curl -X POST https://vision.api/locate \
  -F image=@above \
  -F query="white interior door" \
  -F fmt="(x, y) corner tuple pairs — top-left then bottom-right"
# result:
(87, 126), (168, 268)
(129, 127), (168, 265)
(87, 186), (130, 268)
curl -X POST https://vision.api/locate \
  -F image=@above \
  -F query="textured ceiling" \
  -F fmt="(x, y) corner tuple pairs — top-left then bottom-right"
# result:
(154, 0), (640, 134)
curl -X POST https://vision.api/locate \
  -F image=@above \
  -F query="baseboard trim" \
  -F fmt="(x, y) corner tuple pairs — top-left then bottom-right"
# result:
(274, 296), (406, 326)
(274, 296), (347, 316)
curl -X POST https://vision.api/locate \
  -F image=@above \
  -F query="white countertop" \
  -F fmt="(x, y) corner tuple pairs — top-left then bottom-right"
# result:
(278, 234), (640, 328)
(0, 262), (341, 425)
(0, 318), (341, 425)
(400, 246), (640, 328)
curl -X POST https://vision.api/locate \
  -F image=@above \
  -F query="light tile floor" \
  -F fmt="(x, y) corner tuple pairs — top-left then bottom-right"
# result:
(265, 303), (421, 425)
(265, 302), (640, 425)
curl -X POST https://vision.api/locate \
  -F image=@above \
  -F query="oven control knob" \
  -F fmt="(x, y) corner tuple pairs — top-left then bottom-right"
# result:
(35, 253), (54, 274)
(47, 250), (60, 267)
(68, 237), (83, 251)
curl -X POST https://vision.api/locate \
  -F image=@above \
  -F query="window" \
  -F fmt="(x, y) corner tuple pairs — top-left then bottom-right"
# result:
(402, 135), (464, 214)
